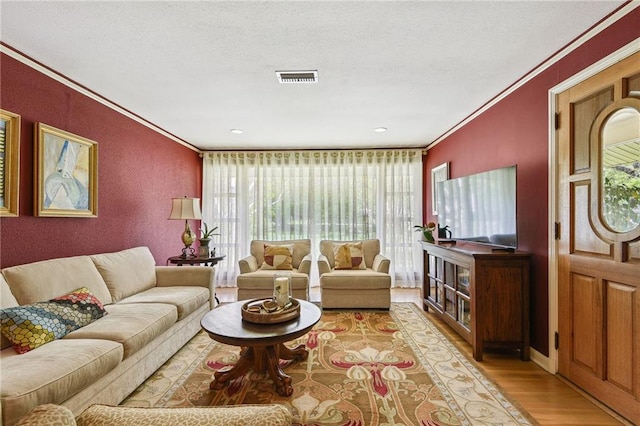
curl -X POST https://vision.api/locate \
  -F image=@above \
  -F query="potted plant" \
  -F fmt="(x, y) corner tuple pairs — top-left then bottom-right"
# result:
(414, 222), (436, 243)
(198, 222), (220, 256)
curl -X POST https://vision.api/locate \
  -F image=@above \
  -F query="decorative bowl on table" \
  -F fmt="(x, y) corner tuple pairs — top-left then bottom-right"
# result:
(241, 298), (300, 324)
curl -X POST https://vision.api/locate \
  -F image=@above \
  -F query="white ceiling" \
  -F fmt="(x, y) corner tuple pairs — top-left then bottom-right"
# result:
(0, 1), (628, 151)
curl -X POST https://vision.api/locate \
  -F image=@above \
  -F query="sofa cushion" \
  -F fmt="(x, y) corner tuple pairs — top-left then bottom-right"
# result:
(116, 286), (209, 320)
(333, 242), (366, 270)
(0, 339), (123, 426)
(90, 247), (156, 303)
(76, 404), (292, 426)
(1, 274), (19, 350)
(63, 303), (177, 359)
(260, 244), (294, 270)
(1, 287), (107, 354)
(0, 274), (19, 309)
(1, 256), (112, 306)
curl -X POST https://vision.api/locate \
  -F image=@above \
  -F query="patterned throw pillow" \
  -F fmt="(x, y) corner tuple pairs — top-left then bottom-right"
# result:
(260, 244), (294, 270)
(333, 242), (367, 270)
(0, 287), (107, 354)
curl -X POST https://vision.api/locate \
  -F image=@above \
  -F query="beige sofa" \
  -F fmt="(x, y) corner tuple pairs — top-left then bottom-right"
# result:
(318, 239), (391, 309)
(15, 403), (292, 426)
(237, 239), (311, 301)
(0, 247), (216, 426)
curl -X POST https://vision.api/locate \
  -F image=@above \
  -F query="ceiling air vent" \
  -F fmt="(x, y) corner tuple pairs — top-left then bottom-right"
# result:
(276, 70), (318, 84)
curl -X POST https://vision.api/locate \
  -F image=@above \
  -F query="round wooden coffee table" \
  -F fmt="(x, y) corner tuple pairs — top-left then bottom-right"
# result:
(200, 299), (321, 397)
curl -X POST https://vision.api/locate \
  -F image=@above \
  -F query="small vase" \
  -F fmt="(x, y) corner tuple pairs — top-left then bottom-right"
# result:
(198, 238), (211, 257)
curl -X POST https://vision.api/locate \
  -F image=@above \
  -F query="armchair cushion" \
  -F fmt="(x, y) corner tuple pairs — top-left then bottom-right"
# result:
(319, 239), (381, 269)
(260, 244), (294, 270)
(249, 239), (311, 269)
(333, 242), (366, 270)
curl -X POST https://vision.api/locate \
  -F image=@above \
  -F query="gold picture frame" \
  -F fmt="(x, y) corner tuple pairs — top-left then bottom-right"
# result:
(0, 109), (21, 217)
(34, 123), (98, 217)
(431, 162), (449, 215)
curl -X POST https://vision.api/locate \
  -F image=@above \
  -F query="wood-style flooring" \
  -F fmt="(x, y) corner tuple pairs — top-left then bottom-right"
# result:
(216, 286), (632, 425)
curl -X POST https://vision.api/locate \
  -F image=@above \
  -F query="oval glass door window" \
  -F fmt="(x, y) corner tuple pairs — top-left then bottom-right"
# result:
(601, 107), (640, 233)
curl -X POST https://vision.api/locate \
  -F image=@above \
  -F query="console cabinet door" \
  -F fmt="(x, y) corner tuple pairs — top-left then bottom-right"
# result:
(557, 50), (640, 424)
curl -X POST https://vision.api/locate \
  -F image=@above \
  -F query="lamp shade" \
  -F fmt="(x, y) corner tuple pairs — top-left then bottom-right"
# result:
(168, 197), (202, 220)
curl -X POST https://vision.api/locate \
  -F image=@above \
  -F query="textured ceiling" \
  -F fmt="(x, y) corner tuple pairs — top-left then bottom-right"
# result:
(0, 1), (628, 151)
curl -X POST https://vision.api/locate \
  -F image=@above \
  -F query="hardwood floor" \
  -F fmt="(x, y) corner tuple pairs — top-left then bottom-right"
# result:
(216, 286), (631, 425)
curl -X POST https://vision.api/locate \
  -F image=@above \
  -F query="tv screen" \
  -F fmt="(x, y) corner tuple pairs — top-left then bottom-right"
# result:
(436, 165), (517, 249)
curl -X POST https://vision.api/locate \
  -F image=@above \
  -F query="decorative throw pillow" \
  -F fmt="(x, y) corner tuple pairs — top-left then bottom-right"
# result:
(0, 287), (107, 354)
(260, 244), (294, 270)
(333, 242), (367, 270)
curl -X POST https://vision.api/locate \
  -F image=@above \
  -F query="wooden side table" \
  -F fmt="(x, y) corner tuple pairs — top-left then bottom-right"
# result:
(166, 255), (226, 267)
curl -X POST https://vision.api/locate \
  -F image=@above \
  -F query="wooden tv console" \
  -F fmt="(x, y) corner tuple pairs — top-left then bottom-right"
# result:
(421, 241), (531, 361)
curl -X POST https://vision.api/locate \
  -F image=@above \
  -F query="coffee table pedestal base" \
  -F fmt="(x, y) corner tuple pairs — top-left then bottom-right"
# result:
(210, 343), (308, 397)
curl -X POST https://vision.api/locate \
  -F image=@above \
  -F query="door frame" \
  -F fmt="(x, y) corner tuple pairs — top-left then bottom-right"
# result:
(545, 38), (640, 374)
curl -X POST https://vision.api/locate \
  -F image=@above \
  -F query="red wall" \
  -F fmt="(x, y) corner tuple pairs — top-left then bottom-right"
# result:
(424, 8), (640, 356)
(0, 53), (202, 268)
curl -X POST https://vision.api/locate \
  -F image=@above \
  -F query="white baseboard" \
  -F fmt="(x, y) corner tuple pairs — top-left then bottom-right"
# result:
(530, 347), (556, 373)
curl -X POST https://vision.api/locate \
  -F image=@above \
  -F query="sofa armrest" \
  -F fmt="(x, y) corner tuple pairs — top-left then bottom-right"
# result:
(317, 255), (332, 276)
(155, 266), (214, 288)
(298, 254), (312, 275)
(155, 266), (216, 308)
(372, 254), (391, 274)
(239, 255), (259, 274)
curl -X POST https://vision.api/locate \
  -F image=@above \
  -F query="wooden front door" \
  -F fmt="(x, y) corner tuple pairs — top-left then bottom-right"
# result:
(557, 51), (640, 423)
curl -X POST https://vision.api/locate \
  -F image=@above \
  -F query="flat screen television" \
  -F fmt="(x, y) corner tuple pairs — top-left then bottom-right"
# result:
(436, 165), (517, 249)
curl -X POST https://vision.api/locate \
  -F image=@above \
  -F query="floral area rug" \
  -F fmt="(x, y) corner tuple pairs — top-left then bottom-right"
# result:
(122, 303), (534, 425)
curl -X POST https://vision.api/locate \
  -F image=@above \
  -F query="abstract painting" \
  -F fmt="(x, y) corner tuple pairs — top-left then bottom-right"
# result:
(0, 109), (21, 217)
(34, 123), (98, 217)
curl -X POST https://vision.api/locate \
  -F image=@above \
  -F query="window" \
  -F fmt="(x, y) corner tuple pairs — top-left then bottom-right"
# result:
(202, 150), (423, 288)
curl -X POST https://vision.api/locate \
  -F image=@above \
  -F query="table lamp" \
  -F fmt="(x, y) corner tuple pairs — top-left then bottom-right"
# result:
(168, 196), (202, 258)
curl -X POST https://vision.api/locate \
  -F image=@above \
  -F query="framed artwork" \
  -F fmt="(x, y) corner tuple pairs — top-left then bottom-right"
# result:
(34, 123), (98, 217)
(0, 109), (21, 217)
(431, 162), (449, 215)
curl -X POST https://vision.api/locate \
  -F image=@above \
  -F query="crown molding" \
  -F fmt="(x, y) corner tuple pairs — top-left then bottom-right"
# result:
(0, 44), (201, 154)
(427, 2), (640, 150)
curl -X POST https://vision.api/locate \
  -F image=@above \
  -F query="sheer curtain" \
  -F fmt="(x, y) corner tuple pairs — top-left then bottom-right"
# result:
(201, 150), (423, 288)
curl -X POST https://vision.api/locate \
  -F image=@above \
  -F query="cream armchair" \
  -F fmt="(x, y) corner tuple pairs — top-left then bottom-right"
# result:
(318, 239), (391, 309)
(237, 239), (311, 301)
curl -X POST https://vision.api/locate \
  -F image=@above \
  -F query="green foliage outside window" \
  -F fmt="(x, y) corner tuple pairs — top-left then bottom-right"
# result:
(602, 163), (640, 232)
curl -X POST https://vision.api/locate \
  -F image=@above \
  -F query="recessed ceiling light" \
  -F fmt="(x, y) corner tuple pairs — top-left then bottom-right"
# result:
(374, 127), (387, 133)
(230, 129), (243, 134)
